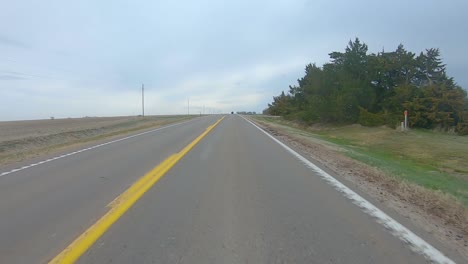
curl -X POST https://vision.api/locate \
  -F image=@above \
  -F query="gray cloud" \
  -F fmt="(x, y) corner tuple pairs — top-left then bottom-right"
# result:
(0, 70), (31, 80)
(0, 35), (27, 48)
(0, 0), (467, 120)
(0, 74), (27, 80)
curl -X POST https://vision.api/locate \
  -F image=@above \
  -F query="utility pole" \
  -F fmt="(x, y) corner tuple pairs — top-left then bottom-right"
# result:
(187, 98), (190, 116)
(142, 83), (145, 117)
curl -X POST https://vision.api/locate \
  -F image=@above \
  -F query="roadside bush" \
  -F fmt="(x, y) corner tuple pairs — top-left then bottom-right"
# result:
(358, 108), (385, 127)
(456, 111), (468, 135)
(457, 123), (468, 135)
(382, 112), (401, 129)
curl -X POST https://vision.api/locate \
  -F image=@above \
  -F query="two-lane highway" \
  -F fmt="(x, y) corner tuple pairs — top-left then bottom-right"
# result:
(0, 115), (460, 263)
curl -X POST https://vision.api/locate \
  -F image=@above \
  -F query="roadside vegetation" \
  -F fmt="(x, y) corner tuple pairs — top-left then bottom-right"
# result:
(265, 38), (468, 134)
(261, 38), (468, 209)
(255, 115), (468, 205)
(253, 115), (468, 237)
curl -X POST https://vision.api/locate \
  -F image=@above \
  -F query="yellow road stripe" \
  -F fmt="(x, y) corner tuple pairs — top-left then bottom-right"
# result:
(49, 116), (225, 264)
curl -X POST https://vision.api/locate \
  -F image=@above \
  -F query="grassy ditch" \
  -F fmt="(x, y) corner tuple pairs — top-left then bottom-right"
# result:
(253, 116), (468, 206)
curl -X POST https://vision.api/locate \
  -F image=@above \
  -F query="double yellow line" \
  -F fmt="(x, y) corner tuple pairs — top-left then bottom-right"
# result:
(49, 116), (225, 264)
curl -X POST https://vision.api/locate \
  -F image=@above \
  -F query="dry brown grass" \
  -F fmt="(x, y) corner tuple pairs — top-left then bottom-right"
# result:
(397, 181), (468, 231)
(253, 118), (468, 258)
(0, 116), (192, 166)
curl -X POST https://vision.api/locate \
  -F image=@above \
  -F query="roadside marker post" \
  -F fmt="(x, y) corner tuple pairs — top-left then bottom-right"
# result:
(404, 110), (408, 131)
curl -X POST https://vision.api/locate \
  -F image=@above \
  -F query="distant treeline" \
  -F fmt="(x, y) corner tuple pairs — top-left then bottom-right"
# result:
(265, 38), (468, 134)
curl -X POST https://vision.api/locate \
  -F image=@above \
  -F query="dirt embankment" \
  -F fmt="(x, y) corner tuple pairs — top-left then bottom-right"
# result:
(0, 116), (191, 166)
(251, 118), (468, 259)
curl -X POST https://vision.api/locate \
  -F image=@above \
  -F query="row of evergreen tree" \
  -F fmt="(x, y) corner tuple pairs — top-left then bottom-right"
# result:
(265, 38), (468, 134)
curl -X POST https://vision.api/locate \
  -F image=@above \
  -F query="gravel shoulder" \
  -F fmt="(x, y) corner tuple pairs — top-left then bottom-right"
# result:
(250, 116), (468, 261)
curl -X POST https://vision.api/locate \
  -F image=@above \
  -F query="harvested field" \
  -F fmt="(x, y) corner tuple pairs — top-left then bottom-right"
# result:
(0, 115), (193, 166)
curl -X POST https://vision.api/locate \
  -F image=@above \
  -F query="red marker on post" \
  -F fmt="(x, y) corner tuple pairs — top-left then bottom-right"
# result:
(404, 110), (408, 130)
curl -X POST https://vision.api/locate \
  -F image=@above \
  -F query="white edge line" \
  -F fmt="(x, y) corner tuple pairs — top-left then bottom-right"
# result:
(0, 118), (198, 177)
(241, 116), (455, 264)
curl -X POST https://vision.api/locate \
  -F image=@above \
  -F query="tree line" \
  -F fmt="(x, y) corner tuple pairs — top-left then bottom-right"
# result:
(265, 38), (468, 134)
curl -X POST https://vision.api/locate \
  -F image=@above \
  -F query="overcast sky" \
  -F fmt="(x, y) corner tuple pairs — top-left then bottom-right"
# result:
(1, 0), (467, 121)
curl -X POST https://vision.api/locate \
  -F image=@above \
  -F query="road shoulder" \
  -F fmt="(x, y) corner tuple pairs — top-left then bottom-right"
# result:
(248, 116), (468, 262)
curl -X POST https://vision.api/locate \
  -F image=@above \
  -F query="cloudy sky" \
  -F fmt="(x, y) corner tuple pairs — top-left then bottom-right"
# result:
(1, 0), (467, 121)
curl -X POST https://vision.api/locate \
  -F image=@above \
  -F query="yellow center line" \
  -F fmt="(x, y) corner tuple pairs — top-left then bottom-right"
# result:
(49, 116), (225, 264)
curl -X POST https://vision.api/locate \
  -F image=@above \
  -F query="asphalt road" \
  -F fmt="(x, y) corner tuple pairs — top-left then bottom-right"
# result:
(0, 115), (461, 263)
